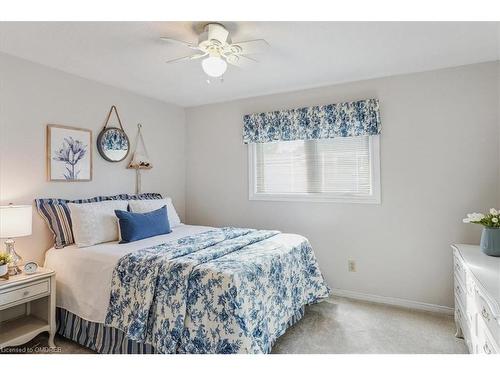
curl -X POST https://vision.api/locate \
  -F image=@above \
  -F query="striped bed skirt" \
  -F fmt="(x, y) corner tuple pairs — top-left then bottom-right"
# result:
(56, 306), (306, 354)
(56, 308), (156, 353)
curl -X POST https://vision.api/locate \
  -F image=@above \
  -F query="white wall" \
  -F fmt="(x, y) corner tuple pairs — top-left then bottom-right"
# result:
(185, 62), (500, 308)
(1, 51), (498, 309)
(0, 53), (186, 264)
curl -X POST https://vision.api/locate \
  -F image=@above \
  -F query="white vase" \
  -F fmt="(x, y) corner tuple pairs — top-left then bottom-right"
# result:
(0, 264), (7, 277)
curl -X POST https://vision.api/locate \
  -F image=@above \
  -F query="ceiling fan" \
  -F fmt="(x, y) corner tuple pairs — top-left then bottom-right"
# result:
(160, 23), (269, 80)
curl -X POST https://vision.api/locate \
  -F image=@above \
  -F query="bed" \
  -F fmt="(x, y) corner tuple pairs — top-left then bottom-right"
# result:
(44, 223), (330, 354)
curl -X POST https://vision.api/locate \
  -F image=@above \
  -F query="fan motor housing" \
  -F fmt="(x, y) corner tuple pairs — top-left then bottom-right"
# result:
(199, 23), (231, 45)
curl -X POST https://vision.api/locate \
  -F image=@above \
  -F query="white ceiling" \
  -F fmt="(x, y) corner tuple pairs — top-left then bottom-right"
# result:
(0, 22), (498, 107)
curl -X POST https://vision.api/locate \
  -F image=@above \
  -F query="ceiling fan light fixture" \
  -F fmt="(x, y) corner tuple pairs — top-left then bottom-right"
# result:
(162, 23), (269, 81)
(202, 56), (227, 77)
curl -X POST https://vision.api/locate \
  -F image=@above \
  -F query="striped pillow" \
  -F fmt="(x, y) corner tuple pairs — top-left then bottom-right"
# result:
(35, 193), (162, 249)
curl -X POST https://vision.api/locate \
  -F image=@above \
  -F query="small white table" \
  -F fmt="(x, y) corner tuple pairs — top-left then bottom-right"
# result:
(0, 267), (56, 350)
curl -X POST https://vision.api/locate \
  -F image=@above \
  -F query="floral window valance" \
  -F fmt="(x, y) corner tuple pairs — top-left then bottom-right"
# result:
(242, 98), (381, 144)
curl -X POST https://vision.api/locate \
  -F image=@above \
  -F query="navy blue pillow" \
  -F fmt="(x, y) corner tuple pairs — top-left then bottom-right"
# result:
(115, 205), (171, 243)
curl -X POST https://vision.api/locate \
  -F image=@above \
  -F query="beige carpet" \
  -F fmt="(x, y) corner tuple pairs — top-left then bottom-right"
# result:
(7, 296), (467, 354)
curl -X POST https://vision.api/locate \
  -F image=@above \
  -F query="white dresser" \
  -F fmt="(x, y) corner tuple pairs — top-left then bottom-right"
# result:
(452, 244), (500, 354)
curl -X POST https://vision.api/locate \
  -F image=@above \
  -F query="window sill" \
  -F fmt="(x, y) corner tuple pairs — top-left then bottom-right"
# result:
(249, 193), (381, 204)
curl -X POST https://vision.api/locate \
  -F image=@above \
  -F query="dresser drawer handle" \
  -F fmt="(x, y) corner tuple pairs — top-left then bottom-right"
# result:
(484, 342), (492, 354)
(481, 307), (490, 321)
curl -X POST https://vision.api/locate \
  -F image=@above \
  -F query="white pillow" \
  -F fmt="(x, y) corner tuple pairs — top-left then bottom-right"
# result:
(68, 200), (128, 247)
(128, 198), (181, 227)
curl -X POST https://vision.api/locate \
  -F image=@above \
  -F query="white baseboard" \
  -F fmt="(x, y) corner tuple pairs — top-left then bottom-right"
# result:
(330, 288), (454, 315)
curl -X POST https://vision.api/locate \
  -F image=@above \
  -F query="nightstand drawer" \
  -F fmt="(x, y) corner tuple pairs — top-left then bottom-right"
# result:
(0, 280), (50, 308)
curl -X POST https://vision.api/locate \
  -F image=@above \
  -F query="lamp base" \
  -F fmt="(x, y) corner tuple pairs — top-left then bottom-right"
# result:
(8, 264), (22, 276)
(5, 238), (23, 276)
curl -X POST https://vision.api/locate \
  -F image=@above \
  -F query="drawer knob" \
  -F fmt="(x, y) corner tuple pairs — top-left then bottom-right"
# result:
(23, 290), (29, 297)
(484, 342), (492, 354)
(481, 307), (490, 321)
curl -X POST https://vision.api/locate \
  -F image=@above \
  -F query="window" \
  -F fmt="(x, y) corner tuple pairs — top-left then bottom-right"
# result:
(248, 135), (380, 203)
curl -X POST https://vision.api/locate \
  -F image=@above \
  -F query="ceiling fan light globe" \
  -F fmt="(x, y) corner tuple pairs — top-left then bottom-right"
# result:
(202, 56), (227, 77)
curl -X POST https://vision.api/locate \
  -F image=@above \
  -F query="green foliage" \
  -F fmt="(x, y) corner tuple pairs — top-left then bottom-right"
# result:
(0, 252), (12, 266)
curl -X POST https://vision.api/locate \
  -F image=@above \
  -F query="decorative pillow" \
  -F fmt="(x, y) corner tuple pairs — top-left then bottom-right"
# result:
(115, 206), (171, 243)
(68, 200), (128, 248)
(128, 197), (181, 227)
(35, 193), (162, 248)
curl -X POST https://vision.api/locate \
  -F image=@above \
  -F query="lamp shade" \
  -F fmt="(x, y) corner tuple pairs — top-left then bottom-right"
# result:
(0, 205), (32, 238)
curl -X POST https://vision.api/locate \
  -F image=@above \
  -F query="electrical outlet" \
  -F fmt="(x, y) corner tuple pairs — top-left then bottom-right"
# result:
(348, 260), (356, 272)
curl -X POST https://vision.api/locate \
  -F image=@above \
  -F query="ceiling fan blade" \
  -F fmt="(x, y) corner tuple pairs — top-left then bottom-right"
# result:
(230, 39), (270, 55)
(207, 23), (229, 43)
(225, 54), (258, 68)
(160, 37), (197, 49)
(190, 53), (208, 60)
(165, 53), (206, 64)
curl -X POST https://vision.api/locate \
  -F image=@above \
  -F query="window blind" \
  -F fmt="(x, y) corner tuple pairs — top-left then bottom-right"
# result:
(254, 136), (372, 196)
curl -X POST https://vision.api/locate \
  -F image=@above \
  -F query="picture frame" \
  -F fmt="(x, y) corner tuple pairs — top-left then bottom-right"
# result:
(46, 124), (93, 182)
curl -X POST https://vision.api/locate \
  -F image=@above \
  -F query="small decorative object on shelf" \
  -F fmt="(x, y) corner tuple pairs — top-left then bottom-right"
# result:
(463, 208), (500, 257)
(24, 261), (38, 275)
(97, 105), (130, 163)
(0, 204), (32, 275)
(0, 253), (12, 280)
(127, 123), (153, 194)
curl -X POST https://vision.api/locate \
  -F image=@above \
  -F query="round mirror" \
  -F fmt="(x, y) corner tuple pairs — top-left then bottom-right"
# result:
(97, 127), (130, 162)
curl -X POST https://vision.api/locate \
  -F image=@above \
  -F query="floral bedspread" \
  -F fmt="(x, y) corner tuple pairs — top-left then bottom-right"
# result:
(105, 227), (330, 354)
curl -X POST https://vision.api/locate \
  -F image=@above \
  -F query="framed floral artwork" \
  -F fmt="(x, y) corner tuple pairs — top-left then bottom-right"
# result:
(47, 124), (92, 181)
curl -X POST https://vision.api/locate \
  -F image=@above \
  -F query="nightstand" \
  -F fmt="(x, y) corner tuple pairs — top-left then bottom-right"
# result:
(0, 268), (56, 350)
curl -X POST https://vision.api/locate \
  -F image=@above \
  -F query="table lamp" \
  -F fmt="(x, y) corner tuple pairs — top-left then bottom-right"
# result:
(0, 204), (32, 275)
